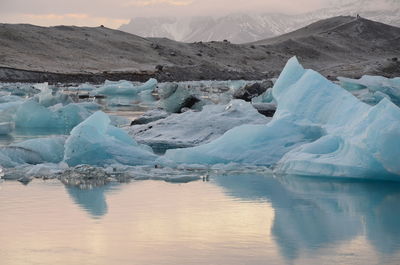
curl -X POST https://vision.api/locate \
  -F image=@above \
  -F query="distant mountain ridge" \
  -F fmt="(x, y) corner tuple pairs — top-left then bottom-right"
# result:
(119, 0), (400, 43)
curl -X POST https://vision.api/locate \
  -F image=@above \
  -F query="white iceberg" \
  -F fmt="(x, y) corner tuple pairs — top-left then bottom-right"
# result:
(94, 78), (157, 96)
(64, 111), (157, 166)
(130, 100), (270, 153)
(165, 57), (400, 180)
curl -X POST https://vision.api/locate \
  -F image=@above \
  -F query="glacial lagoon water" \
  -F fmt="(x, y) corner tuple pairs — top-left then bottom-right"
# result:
(2, 60), (400, 264)
(1, 174), (400, 265)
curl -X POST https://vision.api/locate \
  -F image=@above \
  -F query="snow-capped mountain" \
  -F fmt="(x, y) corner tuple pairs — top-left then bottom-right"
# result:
(119, 0), (400, 43)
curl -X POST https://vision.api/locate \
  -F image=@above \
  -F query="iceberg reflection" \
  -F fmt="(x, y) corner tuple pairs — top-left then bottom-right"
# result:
(64, 184), (119, 218)
(214, 174), (400, 260)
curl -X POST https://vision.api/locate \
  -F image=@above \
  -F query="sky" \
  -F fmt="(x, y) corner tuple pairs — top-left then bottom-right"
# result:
(0, 0), (347, 28)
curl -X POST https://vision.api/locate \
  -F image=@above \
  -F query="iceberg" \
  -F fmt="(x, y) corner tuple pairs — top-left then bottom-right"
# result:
(164, 115), (323, 165)
(158, 85), (203, 113)
(155, 80), (256, 113)
(13, 136), (67, 163)
(165, 57), (400, 180)
(64, 111), (157, 166)
(67, 83), (96, 91)
(34, 83), (73, 107)
(273, 59), (400, 179)
(130, 100), (270, 153)
(0, 83), (40, 96)
(15, 100), (91, 129)
(94, 78), (157, 96)
(0, 95), (23, 104)
(0, 122), (14, 135)
(0, 146), (43, 168)
(339, 76), (400, 106)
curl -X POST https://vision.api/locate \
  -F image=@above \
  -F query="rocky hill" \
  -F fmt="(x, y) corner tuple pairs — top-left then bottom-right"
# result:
(0, 16), (399, 83)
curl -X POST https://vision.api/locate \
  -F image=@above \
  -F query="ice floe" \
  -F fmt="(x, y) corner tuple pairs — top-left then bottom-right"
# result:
(339, 75), (400, 106)
(94, 78), (158, 96)
(64, 111), (157, 166)
(129, 100), (270, 153)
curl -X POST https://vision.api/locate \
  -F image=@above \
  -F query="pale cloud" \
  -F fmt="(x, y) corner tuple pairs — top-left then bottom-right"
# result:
(0, 0), (353, 28)
(2, 13), (129, 28)
(127, 0), (193, 7)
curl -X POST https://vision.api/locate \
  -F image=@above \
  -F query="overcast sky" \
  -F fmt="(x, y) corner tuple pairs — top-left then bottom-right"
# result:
(0, 0), (348, 28)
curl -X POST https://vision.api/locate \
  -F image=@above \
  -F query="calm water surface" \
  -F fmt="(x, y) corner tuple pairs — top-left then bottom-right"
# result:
(1, 174), (400, 265)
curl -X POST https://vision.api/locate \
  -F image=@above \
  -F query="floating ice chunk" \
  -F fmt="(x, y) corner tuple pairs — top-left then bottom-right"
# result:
(166, 57), (400, 180)
(1, 163), (66, 179)
(155, 80), (252, 113)
(95, 78), (157, 96)
(164, 115), (323, 165)
(67, 83), (96, 91)
(0, 146), (43, 168)
(339, 76), (400, 91)
(0, 122), (14, 135)
(130, 100), (270, 153)
(158, 86), (202, 113)
(15, 100), (91, 129)
(272, 59), (400, 179)
(130, 109), (169, 125)
(0, 101), (22, 125)
(0, 95), (23, 103)
(251, 88), (275, 103)
(109, 115), (131, 127)
(37, 91), (73, 107)
(64, 111), (157, 166)
(0, 83), (40, 96)
(339, 76), (400, 106)
(233, 80), (272, 102)
(13, 136), (67, 163)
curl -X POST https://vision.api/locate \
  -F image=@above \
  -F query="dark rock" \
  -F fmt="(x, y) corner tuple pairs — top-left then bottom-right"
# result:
(252, 103), (277, 117)
(180, 96), (201, 112)
(233, 80), (273, 102)
(151, 43), (160, 49)
(130, 109), (169, 125)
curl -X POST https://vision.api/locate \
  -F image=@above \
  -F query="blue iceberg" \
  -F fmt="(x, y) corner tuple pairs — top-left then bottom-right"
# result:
(15, 100), (91, 129)
(0, 122), (14, 135)
(165, 57), (400, 180)
(64, 111), (157, 166)
(13, 136), (67, 163)
(339, 75), (400, 106)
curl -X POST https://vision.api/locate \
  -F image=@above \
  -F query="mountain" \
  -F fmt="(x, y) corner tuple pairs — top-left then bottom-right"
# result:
(119, 0), (400, 43)
(1, 16), (399, 83)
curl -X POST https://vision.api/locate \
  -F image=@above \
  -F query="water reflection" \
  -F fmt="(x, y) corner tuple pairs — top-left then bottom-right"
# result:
(64, 184), (119, 218)
(213, 174), (400, 260)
